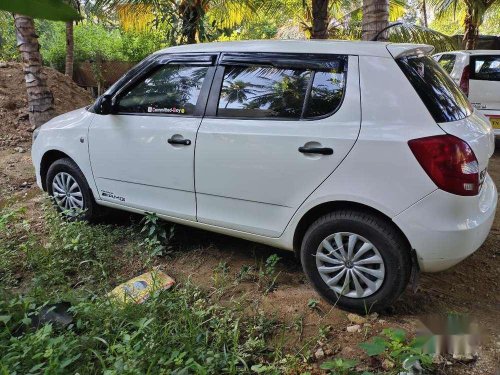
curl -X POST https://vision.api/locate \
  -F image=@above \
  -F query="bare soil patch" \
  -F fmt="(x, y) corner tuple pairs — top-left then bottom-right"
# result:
(0, 61), (92, 147)
(0, 62), (92, 199)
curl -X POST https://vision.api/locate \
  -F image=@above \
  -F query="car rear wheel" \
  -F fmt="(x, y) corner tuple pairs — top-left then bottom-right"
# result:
(46, 158), (99, 221)
(301, 210), (411, 314)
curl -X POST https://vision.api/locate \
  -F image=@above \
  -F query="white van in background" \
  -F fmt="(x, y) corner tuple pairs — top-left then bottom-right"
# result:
(434, 51), (500, 136)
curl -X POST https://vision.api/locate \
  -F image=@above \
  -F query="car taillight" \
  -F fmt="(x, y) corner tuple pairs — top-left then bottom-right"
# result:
(459, 65), (470, 96)
(408, 135), (479, 196)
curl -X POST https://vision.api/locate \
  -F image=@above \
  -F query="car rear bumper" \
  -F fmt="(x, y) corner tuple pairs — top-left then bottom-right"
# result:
(393, 173), (497, 272)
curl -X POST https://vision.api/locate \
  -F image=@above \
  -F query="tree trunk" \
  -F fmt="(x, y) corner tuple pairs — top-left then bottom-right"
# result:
(65, 21), (74, 78)
(14, 14), (55, 129)
(361, 0), (389, 41)
(463, 22), (477, 50)
(311, 0), (329, 39)
(463, 3), (478, 50)
(179, 1), (202, 44)
(421, 0), (428, 28)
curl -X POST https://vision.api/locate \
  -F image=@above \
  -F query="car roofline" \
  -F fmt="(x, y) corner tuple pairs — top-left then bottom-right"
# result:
(152, 40), (433, 59)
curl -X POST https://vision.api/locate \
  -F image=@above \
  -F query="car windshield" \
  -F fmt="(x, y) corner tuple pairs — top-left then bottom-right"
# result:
(397, 55), (472, 123)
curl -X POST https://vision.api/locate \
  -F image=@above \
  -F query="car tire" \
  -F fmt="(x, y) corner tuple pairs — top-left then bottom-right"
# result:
(46, 158), (99, 221)
(300, 210), (411, 314)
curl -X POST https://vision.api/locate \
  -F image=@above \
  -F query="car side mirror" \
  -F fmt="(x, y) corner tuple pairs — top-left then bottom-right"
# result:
(96, 95), (115, 115)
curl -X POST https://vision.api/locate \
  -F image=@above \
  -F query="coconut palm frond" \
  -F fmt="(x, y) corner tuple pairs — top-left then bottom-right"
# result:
(389, 0), (407, 21)
(427, 0), (462, 20)
(207, 0), (256, 29)
(117, 4), (156, 31)
(387, 22), (460, 53)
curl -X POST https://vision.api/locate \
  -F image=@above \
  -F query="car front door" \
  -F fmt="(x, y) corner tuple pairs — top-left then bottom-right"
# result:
(88, 54), (216, 220)
(194, 53), (361, 237)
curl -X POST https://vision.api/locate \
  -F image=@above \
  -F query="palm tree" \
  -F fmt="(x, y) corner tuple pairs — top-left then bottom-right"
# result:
(65, 0), (82, 78)
(94, 0), (261, 44)
(311, 0), (329, 39)
(13, 15), (55, 128)
(430, 0), (500, 49)
(65, 21), (74, 77)
(296, 0), (405, 40)
(421, 0), (428, 27)
(222, 80), (257, 108)
(362, 0), (389, 41)
(1, 1), (80, 128)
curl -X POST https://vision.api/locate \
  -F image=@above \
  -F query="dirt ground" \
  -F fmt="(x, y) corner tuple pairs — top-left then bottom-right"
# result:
(0, 63), (498, 374)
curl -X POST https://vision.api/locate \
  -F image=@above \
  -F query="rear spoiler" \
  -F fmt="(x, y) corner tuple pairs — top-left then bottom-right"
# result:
(386, 44), (435, 59)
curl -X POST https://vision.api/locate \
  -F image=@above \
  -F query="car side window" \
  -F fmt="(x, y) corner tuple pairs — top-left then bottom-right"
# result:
(116, 64), (209, 115)
(304, 70), (346, 118)
(436, 54), (456, 74)
(218, 67), (311, 119)
(471, 55), (500, 81)
(216, 57), (347, 120)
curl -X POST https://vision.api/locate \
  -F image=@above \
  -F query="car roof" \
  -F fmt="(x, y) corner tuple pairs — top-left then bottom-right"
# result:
(155, 40), (433, 58)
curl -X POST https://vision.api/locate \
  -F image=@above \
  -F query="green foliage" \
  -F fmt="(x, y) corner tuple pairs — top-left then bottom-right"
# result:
(1, 17), (165, 67)
(139, 212), (175, 257)
(320, 358), (359, 375)
(0, 13), (18, 61)
(0, 284), (279, 374)
(307, 299), (320, 309)
(0, 199), (289, 374)
(0, 207), (28, 285)
(120, 29), (167, 62)
(40, 22), (126, 71)
(0, 0), (81, 22)
(258, 254), (281, 293)
(0, 198), (133, 296)
(359, 328), (433, 371)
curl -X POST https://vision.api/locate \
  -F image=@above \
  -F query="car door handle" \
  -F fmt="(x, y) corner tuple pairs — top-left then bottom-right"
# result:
(168, 137), (191, 146)
(298, 146), (333, 155)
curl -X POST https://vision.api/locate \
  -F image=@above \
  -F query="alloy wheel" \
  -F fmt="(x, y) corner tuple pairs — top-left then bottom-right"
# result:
(315, 232), (385, 298)
(52, 172), (84, 216)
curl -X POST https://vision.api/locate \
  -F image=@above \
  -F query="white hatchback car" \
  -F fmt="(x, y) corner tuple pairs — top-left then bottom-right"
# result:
(32, 41), (497, 313)
(433, 50), (500, 135)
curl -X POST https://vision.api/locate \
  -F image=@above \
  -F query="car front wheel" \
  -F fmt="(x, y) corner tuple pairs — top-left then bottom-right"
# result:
(46, 158), (98, 221)
(300, 210), (412, 314)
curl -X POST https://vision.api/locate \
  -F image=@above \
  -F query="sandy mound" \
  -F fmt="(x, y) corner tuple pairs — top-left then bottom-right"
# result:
(0, 62), (93, 149)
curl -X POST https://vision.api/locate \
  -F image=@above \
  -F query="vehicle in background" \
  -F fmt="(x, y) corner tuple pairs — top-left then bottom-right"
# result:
(434, 51), (500, 136)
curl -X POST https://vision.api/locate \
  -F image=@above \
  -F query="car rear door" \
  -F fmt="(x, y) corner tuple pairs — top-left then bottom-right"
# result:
(194, 53), (361, 237)
(88, 54), (217, 220)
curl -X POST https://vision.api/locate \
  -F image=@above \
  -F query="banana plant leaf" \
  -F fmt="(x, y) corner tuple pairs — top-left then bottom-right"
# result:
(0, 0), (81, 21)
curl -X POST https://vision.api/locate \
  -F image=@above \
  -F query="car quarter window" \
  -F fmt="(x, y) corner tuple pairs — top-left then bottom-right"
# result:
(116, 64), (209, 115)
(436, 54), (456, 74)
(216, 56), (347, 120)
(471, 55), (500, 81)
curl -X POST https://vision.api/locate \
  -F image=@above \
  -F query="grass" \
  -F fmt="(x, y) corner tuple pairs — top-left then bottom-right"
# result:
(0, 197), (435, 374)
(0, 199), (296, 374)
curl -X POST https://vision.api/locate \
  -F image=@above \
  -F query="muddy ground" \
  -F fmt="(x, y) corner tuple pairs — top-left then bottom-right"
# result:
(0, 64), (498, 374)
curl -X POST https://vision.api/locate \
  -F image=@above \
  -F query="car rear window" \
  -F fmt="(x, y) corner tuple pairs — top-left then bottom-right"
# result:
(471, 55), (500, 81)
(397, 55), (472, 123)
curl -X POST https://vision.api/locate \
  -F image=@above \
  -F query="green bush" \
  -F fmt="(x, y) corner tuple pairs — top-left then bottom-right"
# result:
(39, 22), (126, 71)
(0, 13), (18, 61)
(0, 284), (280, 374)
(0, 200), (289, 374)
(0, 19), (166, 69)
